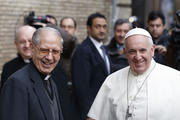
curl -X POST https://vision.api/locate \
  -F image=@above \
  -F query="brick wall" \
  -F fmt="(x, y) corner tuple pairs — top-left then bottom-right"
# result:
(0, 0), (113, 74)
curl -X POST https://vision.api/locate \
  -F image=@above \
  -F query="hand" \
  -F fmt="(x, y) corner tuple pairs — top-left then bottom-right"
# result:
(155, 45), (167, 56)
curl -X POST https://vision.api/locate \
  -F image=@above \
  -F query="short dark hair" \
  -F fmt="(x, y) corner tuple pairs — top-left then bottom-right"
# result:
(46, 14), (57, 25)
(60, 17), (77, 28)
(114, 18), (132, 30)
(148, 11), (165, 25)
(87, 12), (106, 27)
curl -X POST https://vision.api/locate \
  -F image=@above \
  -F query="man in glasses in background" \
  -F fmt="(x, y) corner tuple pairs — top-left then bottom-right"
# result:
(59, 17), (79, 91)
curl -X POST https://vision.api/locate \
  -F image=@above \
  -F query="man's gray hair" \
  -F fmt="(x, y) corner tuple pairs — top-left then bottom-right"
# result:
(114, 18), (132, 30)
(32, 27), (63, 47)
(15, 25), (36, 41)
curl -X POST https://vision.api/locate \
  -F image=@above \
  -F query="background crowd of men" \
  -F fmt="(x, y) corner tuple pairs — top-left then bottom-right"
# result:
(0, 10), (180, 120)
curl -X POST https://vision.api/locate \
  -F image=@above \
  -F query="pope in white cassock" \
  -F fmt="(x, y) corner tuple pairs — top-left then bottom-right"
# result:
(87, 28), (180, 120)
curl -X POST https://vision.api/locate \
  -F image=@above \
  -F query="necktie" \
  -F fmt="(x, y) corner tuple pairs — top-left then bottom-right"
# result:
(100, 45), (110, 74)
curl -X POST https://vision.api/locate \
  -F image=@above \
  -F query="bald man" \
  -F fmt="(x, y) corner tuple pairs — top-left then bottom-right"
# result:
(87, 28), (180, 120)
(1, 25), (36, 87)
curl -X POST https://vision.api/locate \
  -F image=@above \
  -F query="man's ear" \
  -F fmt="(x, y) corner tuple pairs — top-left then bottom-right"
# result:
(30, 43), (35, 52)
(151, 45), (156, 57)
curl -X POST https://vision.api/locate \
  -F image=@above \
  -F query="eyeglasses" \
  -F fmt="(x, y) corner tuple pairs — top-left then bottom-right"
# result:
(35, 46), (62, 57)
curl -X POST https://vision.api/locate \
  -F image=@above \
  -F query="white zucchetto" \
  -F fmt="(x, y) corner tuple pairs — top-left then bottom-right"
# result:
(124, 28), (152, 40)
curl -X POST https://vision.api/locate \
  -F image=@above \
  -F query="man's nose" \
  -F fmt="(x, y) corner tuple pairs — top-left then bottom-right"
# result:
(100, 27), (106, 33)
(64, 27), (69, 32)
(46, 51), (53, 60)
(25, 41), (30, 47)
(121, 32), (126, 38)
(152, 26), (157, 30)
(134, 52), (141, 60)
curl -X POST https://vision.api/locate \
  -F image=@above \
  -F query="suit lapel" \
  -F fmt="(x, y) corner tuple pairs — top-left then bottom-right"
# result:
(87, 37), (109, 75)
(29, 64), (53, 120)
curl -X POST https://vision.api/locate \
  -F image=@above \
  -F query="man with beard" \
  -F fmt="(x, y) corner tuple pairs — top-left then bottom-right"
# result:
(72, 12), (111, 119)
(106, 18), (131, 72)
(147, 10), (168, 65)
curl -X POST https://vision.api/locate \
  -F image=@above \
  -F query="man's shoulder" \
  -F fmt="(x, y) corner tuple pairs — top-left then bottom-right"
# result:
(3, 57), (21, 67)
(2, 64), (32, 90)
(79, 37), (91, 47)
(8, 64), (31, 82)
(74, 37), (92, 53)
(156, 63), (180, 75)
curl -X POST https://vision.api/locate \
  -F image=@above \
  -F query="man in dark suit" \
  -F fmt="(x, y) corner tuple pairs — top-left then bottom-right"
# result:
(0, 27), (66, 120)
(72, 12), (111, 119)
(1, 25), (36, 87)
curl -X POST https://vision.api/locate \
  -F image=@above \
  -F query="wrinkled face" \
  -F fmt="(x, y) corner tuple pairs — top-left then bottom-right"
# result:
(32, 31), (62, 75)
(148, 18), (165, 39)
(15, 28), (35, 59)
(114, 23), (131, 45)
(60, 18), (76, 36)
(124, 35), (155, 74)
(88, 18), (107, 42)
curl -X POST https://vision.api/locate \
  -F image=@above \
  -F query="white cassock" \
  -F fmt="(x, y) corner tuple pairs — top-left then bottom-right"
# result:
(88, 59), (180, 120)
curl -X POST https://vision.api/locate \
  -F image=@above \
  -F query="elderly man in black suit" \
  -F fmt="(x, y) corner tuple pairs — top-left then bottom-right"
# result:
(0, 27), (70, 120)
(72, 12), (111, 119)
(1, 25), (36, 87)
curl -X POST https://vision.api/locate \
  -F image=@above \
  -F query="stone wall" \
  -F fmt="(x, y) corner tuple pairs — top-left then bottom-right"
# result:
(0, 0), (113, 74)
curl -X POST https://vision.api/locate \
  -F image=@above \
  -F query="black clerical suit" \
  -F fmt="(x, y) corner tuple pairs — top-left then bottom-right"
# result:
(0, 63), (64, 120)
(1, 54), (28, 87)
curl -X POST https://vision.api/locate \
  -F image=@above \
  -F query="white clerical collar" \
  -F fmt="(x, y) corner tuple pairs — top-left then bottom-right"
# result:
(24, 59), (30, 63)
(130, 59), (156, 77)
(44, 75), (51, 81)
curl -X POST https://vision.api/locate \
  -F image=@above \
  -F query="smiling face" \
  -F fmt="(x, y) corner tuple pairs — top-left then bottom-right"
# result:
(114, 23), (131, 45)
(124, 35), (155, 74)
(32, 30), (62, 75)
(15, 26), (36, 59)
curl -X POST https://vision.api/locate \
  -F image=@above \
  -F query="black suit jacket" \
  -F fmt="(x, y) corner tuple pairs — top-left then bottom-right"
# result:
(1, 54), (27, 87)
(72, 37), (111, 119)
(0, 63), (71, 120)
